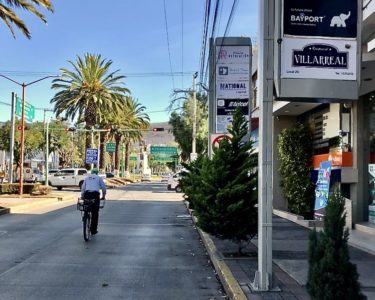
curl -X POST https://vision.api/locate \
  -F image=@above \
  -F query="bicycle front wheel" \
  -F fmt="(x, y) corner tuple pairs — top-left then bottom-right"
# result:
(83, 213), (91, 242)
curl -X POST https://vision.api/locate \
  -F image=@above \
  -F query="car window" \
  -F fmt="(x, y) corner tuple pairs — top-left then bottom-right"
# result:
(59, 170), (74, 176)
(78, 170), (87, 175)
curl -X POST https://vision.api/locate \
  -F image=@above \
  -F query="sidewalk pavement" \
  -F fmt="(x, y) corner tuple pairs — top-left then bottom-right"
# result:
(192, 209), (375, 300)
(0, 192), (77, 214)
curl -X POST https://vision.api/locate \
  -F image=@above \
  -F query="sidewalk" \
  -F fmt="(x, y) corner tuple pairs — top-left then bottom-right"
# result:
(194, 211), (375, 300)
(0, 192), (77, 214)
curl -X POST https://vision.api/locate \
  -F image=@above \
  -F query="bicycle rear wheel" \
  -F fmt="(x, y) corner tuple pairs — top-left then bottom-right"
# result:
(83, 213), (91, 242)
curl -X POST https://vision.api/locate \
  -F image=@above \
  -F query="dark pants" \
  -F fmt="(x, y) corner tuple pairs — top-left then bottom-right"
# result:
(83, 191), (100, 233)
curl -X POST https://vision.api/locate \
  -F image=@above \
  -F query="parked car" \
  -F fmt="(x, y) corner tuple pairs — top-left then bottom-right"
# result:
(24, 168), (45, 183)
(167, 171), (182, 193)
(48, 168), (88, 190)
(160, 173), (171, 182)
(141, 174), (152, 182)
(48, 169), (60, 176)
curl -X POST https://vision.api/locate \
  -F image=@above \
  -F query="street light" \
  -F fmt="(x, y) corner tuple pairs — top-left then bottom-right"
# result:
(0, 74), (58, 195)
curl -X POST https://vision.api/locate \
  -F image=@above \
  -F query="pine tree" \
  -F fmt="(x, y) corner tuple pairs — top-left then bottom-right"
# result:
(192, 108), (258, 253)
(307, 190), (365, 300)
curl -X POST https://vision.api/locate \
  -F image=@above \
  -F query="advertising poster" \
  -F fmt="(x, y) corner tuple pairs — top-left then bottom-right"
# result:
(314, 161), (332, 220)
(281, 38), (357, 80)
(283, 0), (358, 38)
(215, 45), (251, 133)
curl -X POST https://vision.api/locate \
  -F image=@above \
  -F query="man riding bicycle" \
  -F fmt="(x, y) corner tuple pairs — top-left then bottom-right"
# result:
(80, 168), (107, 235)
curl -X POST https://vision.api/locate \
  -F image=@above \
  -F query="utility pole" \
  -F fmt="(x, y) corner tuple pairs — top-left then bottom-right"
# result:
(252, 0), (275, 291)
(191, 72), (198, 161)
(45, 118), (51, 186)
(9, 93), (16, 183)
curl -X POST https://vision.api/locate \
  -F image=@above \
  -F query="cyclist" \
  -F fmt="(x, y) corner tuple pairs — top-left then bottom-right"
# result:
(80, 168), (107, 235)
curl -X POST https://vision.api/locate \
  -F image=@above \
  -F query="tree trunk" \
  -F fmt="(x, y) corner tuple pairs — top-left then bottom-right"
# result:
(99, 133), (107, 170)
(124, 142), (130, 177)
(114, 134), (121, 176)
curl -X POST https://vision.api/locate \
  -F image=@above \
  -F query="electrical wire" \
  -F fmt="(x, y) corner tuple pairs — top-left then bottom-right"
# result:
(163, 0), (175, 90)
(198, 0), (211, 92)
(181, 0), (184, 88)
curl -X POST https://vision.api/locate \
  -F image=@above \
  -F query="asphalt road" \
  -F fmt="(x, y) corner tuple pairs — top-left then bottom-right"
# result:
(0, 182), (226, 300)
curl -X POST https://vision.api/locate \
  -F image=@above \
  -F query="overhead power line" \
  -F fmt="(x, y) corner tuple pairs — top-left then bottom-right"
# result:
(163, 0), (175, 90)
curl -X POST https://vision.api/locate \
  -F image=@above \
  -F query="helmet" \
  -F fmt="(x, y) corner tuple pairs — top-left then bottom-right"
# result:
(91, 168), (99, 175)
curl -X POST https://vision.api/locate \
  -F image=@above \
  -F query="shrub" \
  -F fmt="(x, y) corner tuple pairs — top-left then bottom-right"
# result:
(307, 190), (365, 300)
(277, 123), (315, 218)
(184, 108), (258, 253)
(0, 183), (39, 194)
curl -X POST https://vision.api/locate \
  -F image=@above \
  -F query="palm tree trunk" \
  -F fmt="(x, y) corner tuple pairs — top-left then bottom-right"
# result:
(99, 133), (107, 170)
(124, 142), (130, 178)
(114, 134), (121, 176)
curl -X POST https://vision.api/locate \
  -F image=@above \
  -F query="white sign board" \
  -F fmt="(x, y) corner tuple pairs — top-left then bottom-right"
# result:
(281, 38), (357, 80)
(215, 45), (251, 133)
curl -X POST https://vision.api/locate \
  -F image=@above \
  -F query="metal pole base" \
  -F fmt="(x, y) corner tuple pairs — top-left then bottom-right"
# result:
(249, 271), (281, 292)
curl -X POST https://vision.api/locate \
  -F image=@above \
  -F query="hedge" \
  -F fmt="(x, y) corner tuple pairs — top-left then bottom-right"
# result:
(0, 183), (39, 194)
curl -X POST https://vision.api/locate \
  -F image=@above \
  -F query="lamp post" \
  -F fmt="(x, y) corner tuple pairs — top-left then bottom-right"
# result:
(0, 74), (58, 195)
(45, 117), (51, 187)
(191, 72), (198, 161)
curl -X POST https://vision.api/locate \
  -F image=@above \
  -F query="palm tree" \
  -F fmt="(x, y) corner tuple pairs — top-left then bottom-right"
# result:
(0, 0), (54, 39)
(106, 96), (149, 176)
(50, 53), (130, 156)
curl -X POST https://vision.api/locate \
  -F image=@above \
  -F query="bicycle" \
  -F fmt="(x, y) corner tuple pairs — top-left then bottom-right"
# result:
(77, 196), (106, 242)
(77, 197), (95, 242)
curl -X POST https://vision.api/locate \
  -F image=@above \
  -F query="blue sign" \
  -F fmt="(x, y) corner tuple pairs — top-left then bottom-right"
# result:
(314, 161), (332, 220)
(85, 148), (98, 164)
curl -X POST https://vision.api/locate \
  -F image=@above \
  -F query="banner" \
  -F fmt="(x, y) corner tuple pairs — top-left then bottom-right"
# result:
(314, 161), (332, 220)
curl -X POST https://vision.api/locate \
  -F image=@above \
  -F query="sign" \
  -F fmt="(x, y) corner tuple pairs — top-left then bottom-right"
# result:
(281, 38), (357, 80)
(215, 44), (251, 134)
(106, 143), (116, 153)
(283, 0), (358, 38)
(150, 146), (177, 155)
(314, 161), (332, 220)
(15, 96), (35, 122)
(85, 148), (98, 164)
(211, 134), (232, 148)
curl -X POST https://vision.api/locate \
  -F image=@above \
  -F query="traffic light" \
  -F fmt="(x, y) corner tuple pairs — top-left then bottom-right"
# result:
(65, 127), (75, 132)
(152, 128), (165, 132)
(17, 125), (28, 130)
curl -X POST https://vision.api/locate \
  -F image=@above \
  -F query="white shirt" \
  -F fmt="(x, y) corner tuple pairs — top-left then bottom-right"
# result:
(81, 174), (107, 197)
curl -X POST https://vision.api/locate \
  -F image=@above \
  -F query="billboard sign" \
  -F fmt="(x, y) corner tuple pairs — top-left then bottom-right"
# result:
(281, 38), (357, 80)
(215, 44), (251, 134)
(314, 161), (332, 220)
(283, 0), (358, 38)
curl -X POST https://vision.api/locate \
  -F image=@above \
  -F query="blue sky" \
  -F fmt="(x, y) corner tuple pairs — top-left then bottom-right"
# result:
(0, 0), (257, 124)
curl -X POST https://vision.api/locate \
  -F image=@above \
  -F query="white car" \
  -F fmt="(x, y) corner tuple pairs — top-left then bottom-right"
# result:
(48, 168), (88, 190)
(167, 171), (182, 193)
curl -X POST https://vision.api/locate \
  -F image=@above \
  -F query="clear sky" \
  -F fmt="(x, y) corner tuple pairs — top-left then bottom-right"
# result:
(0, 0), (257, 124)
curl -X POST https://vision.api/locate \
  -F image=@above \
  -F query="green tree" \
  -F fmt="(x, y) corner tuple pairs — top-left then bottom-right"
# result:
(169, 92), (208, 161)
(105, 96), (149, 175)
(0, 120), (43, 167)
(277, 123), (315, 218)
(0, 0), (54, 39)
(50, 53), (130, 156)
(184, 109), (258, 253)
(307, 190), (365, 300)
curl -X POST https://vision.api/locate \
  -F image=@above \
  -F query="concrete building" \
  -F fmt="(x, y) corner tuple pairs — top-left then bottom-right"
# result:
(251, 1), (375, 229)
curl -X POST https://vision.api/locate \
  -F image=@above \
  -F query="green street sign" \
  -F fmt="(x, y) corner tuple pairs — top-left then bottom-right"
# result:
(130, 156), (137, 161)
(15, 96), (35, 122)
(106, 143), (116, 153)
(150, 146), (177, 155)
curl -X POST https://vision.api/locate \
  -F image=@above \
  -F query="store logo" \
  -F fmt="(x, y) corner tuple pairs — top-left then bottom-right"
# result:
(292, 44), (348, 69)
(219, 67), (228, 75)
(219, 82), (247, 90)
(218, 50), (227, 60)
(330, 11), (351, 27)
(228, 101), (248, 107)
(290, 12), (325, 24)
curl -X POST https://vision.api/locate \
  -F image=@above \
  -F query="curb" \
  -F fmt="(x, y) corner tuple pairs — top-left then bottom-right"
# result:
(184, 202), (247, 300)
(0, 207), (10, 215)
